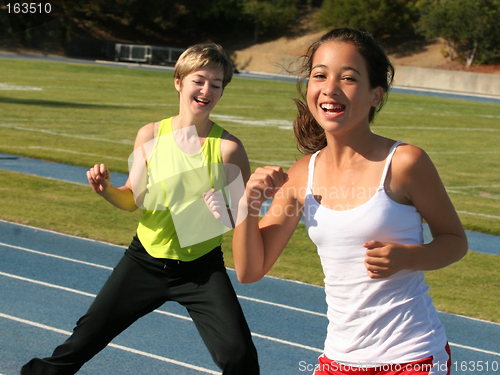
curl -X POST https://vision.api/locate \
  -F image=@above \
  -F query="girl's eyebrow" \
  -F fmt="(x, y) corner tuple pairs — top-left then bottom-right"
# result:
(311, 64), (362, 75)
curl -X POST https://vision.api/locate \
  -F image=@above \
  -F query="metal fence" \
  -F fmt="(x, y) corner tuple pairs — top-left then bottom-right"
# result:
(113, 43), (185, 65)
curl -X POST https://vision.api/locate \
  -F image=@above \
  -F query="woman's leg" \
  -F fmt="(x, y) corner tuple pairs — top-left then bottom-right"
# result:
(168, 248), (259, 375)
(21, 239), (170, 375)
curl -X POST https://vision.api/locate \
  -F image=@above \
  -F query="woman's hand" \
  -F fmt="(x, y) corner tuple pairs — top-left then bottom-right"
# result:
(363, 240), (409, 279)
(87, 164), (110, 195)
(203, 188), (234, 228)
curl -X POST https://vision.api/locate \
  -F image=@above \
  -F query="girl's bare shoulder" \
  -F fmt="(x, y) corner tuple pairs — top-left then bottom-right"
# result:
(392, 143), (432, 174)
(287, 154), (311, 179)
(282, 154), (313, 201)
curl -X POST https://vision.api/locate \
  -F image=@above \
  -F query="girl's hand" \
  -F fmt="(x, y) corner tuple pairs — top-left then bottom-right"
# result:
(203, 188), (233, 228)
(363, 240), (409, 279)
(87, 164), (110, 195)
(245, 166), (288, 207)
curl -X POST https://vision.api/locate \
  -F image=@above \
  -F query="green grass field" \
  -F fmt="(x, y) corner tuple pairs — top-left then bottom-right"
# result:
(1, 58), (499, 322)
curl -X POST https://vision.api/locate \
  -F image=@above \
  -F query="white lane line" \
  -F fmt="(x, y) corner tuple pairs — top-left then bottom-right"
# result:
(211, 114), (292, 128)
(246, 148), (298, 152)
(447, 185), (500, 189)
(0, 269), (192, 323)
(0, 83), (42, 91)
(449, 342), (500, 357)
(375, 125), (500, 132)
(0, 218), (127, 247)
(0, 312), (221, 374)
(237, 295), (326, 318)
(0, 242), (113, 270)
(248, 159), (295, 167)
(251, 333), (323, 353)
(457, 211), (500, 220)
(0, 271), (97, 298)
(0, 123), (134, 145)
(2, 118), (138, 124)
(428, 151), (500, 155)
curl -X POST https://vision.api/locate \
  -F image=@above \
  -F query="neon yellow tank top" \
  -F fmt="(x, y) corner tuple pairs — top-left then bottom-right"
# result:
(136, 118), (228, 261)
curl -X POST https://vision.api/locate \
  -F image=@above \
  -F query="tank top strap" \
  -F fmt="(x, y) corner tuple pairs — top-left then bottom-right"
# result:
(204, 122), (224, 189)
(379, 140), (404, 188)
(157, 117), (172, 136)
(307, 151), (320, 190)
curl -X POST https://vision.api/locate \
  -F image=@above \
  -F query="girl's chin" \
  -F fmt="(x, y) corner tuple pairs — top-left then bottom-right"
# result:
(321, 110), (345, 119)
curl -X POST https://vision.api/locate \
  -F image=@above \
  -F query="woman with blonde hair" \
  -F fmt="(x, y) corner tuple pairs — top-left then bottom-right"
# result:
(22, 43), (259, 375)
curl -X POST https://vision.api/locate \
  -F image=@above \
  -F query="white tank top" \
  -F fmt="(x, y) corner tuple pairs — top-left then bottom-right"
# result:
(304, 141), (447, 365)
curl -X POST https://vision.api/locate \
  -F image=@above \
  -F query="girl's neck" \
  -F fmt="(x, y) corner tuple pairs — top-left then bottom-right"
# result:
(322, 131), (384, 167)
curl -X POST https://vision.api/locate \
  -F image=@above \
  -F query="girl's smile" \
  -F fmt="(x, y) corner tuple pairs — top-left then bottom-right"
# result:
(307, 41), (382, 135)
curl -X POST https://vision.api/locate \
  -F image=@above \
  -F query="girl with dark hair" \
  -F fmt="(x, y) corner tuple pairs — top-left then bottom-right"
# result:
(232, 28), (467, 375)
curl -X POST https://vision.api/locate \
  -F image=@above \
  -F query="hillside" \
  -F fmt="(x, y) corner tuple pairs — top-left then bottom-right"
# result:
(2, 5), (499, 76)
(232, 31), (500, 75)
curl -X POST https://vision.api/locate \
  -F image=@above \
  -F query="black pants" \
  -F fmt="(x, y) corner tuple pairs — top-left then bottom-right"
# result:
(21, 236), (259, 374)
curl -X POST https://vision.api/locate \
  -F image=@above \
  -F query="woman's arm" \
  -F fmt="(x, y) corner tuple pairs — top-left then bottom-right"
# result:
(86, 123), (155, 212)
(204, 132), (251, 228)
(87, 164), (137, 212)
(364, 145), (468, 278)
(220, 132), (252, 185)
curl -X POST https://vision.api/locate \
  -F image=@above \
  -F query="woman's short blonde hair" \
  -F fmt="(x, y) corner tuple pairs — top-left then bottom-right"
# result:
(173, 43), (234, 89)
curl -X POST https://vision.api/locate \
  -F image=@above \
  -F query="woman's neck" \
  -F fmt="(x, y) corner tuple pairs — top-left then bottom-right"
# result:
(172, 114), (213, 139)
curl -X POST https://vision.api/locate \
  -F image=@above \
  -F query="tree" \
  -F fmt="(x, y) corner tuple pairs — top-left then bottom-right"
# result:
(240, 0), (298, 43)
(417, 0), (500, 66)
(315, 0), (419, 38)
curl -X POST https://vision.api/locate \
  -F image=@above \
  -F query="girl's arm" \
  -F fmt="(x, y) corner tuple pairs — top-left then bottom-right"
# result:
(232, 159), (307, 283)
(364, 145), (468, 278)
(86, 123), (155, 212)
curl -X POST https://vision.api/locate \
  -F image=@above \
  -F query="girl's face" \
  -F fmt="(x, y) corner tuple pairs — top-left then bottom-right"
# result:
(306, 41), (382, 135)
(175, 66), (224, 118)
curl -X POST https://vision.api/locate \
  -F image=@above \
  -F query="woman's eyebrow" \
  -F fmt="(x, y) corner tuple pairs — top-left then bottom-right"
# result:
(193, 73), (223, 82)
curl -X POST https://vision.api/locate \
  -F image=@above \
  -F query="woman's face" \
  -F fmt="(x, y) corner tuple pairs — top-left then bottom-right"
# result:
(175, 66), (224, 118)
(306, 41), (382, 136)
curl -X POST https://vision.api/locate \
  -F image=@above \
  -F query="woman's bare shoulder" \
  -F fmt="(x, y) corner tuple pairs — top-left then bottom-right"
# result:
(132, 122), (159, 149)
